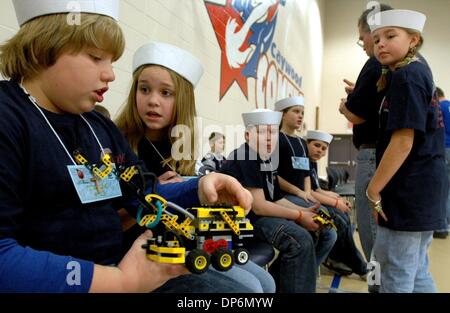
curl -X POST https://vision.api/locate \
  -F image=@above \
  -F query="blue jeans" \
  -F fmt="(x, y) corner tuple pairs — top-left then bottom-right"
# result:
(211, 260), (276, 293)
(436, 148), (450, 232)
(326, 206), (367, 275)
(446, 148), (450, 227)
(153, 268), (254, 293)
(284, 195), (337, 267)
(355, 148), (377, 260)
(253, 216), (316, 292)
(373, 226), (436, 293)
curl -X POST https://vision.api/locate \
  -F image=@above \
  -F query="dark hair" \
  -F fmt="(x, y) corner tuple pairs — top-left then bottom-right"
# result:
(358, 3), (393, 33)
(209, 132), (225, 143)
(436, 87), (445, 98)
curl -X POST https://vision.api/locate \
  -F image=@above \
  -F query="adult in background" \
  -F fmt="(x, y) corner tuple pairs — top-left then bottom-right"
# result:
(338, 4), (393, 264)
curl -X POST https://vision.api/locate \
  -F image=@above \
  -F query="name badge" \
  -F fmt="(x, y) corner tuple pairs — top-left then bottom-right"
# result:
(291, 156), (310, 170)
(67, 164), (122, 204)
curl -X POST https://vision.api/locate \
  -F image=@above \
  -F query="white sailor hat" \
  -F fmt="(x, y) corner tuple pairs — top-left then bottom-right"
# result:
(274, 96), (304, 112)
(306, 130), (333, 144)
(242, 109), (282, 127)
(132, 41), (204, 88)
(13, 0), (119, 26)
(369, 9), (426, 33)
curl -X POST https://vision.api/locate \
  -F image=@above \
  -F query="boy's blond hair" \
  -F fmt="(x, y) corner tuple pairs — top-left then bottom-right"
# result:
(116, 65), (198, 176)
(0, 13), (124, 81)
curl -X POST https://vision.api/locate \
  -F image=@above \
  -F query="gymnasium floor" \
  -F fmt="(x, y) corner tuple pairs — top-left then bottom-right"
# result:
(316, 233), (450, 293)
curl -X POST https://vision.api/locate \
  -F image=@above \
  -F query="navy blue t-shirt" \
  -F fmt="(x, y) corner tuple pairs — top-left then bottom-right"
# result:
(377, 61), (448, 231)
(220, 143), (282, 222)
(137, 136), (172, 177)
(346, 57), (385, 149)
(0, 80), (200, 292)
(277, 133), (310, 191)
(309, 162), (320, 191)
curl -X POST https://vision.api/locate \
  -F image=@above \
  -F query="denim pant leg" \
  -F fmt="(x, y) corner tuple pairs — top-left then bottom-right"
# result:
(436, 148), (450, 232)
(236, 260), (276, 293)
(254, 216), (316, 293)
(374, 226), (437, 293)
(327, 206), (367, 275)
(355, 148), (377, 261)
(153, 269), (253, 293)
(284, 195), (337, 267)
(445, 148), (450, 228)
(413, 232), (437, 293)
(210, 260), (276, 293)
(314, 227), (337, 267)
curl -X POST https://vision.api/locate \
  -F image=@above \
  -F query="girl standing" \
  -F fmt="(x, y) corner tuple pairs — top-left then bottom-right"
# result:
(367, 9), (447, 292)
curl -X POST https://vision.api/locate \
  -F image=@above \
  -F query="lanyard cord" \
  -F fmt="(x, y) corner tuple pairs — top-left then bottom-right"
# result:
(145, 136), (178, 173)
(19, 82), (106, 165)
(282, 132), (306, 157)
(311, 167), (320, 187)
(378, 96), (387, 130)
(262, 160), (274, 183)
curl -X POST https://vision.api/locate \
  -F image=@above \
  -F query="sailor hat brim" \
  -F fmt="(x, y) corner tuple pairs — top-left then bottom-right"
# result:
(274, 96), (304, 112)
(306, 130), (333, 144)
(133, 41), (204, 88)
(13, 0), (119, 26)
(369, 9), (426, 33)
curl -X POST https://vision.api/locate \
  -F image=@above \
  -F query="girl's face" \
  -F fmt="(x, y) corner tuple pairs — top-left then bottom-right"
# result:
(307, 140), (328, 161)
(39, 47), (115, 114)
(372, 27), (419, 70)
(282, 105), (304, 130)
(136, 65), (176, 132)
(212, 137), (225, 153)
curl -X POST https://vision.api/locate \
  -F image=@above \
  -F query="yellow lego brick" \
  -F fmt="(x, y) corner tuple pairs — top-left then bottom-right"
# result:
(101, 154), (112, 166)
(74, 154), (88, 165)
(120, 166), (137, 182)
(139, 214), (157, 227)
(146, 245), (185, 263)
(147, 254), (185, 264)
(149, 245), (185, 254)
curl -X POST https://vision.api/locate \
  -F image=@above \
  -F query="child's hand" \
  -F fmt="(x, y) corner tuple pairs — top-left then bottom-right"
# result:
(158, 171), (183, 184)
(117, 230), (189, 292)
(305, 192), (318, 204)
(366, 188), (388, 223)
(306, 202), (320, 213)
(198, 172), (253, 213)
(336, 198), (351, 213)
(296, 210), (320, 231)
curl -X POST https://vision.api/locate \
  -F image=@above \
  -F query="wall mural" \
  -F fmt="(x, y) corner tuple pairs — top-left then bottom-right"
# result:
(205, 0), (303, 109)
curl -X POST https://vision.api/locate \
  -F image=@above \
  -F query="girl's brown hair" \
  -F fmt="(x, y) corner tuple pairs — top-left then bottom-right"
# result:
(116, 65), (198, 176)
(0, 13), (124, 81)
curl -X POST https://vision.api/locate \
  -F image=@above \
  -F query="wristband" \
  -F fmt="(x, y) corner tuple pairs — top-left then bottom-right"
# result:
(334, 198), (339, 208)
(294, 210), (303, 224)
